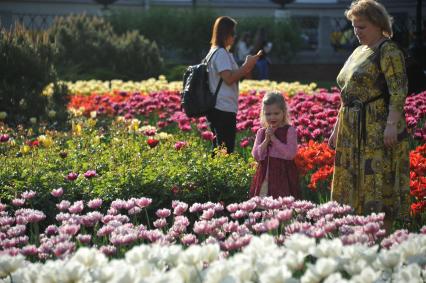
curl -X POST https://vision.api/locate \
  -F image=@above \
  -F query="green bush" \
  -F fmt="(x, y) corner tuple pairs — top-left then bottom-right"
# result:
(108, 8), (217, 63)
(108, 8), (302, 63)
(0, 25), (68, 126)
(49, 14), (163, 81)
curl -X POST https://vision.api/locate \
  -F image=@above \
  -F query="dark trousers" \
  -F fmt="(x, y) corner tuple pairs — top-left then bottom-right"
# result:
(206, 108), (237, 154)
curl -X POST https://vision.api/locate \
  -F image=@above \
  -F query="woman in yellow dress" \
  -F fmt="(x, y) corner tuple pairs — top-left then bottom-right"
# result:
(328, 0), (410, 228)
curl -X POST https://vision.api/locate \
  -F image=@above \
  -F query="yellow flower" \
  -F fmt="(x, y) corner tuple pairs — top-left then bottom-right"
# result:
(90, 111), (97, 119)
(72, 122), (82, 136)
(128, 119), (140, 133)
(0, 112), (7, 120)
(37, 135), (53, 147)
(20, 145), (31, 154)
(87, 118), (97, 128)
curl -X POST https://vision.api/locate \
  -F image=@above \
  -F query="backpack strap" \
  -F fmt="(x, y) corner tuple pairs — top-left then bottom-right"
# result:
(204, 47), (224, 101)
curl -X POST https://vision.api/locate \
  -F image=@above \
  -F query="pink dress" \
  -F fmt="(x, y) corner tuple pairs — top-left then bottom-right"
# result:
(249, 125), (300, 199)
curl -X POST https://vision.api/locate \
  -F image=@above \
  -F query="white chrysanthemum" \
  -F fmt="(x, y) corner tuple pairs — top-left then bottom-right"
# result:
(285, 234), (316, 253)
(259, 266), (293, 283)
(71, 247), (107, 269)
(392, 264), (423, 283)
(350, 267), (382, 283)
(0, 255), (26, 277)
(310, 238), (343, 258)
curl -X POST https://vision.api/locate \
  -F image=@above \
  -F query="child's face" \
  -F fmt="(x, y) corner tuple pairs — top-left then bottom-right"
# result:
(263, 104), (284, 128)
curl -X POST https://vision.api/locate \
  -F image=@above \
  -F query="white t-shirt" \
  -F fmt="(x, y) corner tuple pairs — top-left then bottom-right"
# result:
(207, 47), (239, 113)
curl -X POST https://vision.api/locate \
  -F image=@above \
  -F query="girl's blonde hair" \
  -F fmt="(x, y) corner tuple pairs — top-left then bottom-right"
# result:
(345, 0), (393, 38)
(260, 92), (291, 128)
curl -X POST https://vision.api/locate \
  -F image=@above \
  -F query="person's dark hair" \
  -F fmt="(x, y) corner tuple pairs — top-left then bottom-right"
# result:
(210, 16), (237, 48)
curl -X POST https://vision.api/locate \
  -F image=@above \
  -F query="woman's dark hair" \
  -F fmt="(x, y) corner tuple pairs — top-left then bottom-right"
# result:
(210, 16), (237, 48)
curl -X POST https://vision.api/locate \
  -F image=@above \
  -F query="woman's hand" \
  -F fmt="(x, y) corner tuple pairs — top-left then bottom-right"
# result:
(242, 51), (262, 74)
(384, 123), (398, 147)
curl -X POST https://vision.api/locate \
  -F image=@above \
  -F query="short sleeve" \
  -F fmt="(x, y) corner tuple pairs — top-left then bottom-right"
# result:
(380, 42), (408, 111)
(213, 48), (232, 73)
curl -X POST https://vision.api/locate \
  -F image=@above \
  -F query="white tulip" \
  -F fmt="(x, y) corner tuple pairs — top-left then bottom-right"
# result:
(283, 250), (306, 271)
(392, 264), (423, 283)
(377, 250), (401, 270)
(150, 269), (184, 283)
(343, 258), (368, 276)
(180, 245), (203, 266)
(310, 238), (343, 258)
(71, 247), (107, 269)
(300, 269), (322, 283)
(125, 245), (151, 264)
(323, 273), (349, 283)
(161, 245), (183, 267)
(313, 258), (339, 278)
(203, 262), (229, 283)
(174, 264), (199, 283)
(0, 255), (26, 278)
(58, 260), (88, 283)
(285, 234), (316, 253)
(259, 266), (292, 283)
(350, 267), (381, 283)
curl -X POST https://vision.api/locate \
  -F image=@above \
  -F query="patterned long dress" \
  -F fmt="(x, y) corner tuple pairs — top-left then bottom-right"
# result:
(331, 40), (410, 219)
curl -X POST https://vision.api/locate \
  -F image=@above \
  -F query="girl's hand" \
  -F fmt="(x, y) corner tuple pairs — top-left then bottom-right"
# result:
(384, 123), (397, 147)
(265, 127), (275, 138)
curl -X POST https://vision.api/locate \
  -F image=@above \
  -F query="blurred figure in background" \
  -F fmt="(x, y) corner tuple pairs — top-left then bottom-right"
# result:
(251, 27), (273, 80)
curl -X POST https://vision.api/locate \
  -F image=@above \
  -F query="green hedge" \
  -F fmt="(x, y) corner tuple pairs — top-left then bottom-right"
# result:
(0, 25), (68, 126)
(107, 8), (302, 63)
(49, 14), (163, 81)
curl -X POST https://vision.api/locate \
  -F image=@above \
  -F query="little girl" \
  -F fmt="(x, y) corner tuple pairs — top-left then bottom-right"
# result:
(249, 92), (300, 199)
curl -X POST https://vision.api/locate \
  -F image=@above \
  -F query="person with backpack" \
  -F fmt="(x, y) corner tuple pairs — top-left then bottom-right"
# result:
(206, 16), (260, 154)
(328, 0), (411, 231)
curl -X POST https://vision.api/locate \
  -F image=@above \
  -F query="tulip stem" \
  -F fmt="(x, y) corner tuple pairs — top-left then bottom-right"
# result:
(144, 208), (151, 230)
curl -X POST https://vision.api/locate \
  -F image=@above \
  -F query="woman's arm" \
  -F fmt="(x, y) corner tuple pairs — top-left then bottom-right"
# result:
(220, 52), (261, 85)
(380, 42), (407, 147)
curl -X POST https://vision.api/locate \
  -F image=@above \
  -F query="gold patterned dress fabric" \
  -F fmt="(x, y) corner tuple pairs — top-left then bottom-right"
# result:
(331, 40), (410, 218)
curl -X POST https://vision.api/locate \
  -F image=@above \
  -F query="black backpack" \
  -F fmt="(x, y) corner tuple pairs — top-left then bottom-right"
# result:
(378, 40), (426, 96)
(181, 48), (223, 118)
